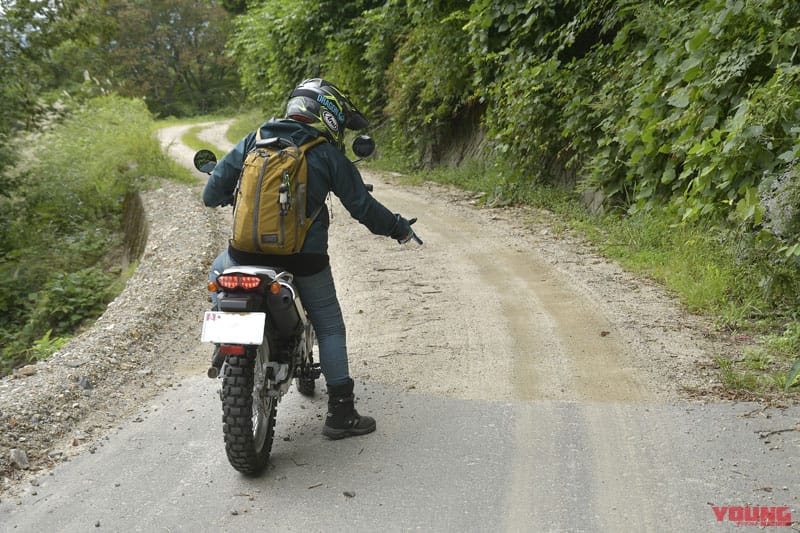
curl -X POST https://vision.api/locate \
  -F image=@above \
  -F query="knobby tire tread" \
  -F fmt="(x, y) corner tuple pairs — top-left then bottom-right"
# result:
(222, 354), (276, 475)
(296, 377), (316, 396)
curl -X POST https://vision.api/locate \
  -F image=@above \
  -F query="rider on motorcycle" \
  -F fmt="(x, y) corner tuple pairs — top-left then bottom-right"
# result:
(202, 78), (418, 440)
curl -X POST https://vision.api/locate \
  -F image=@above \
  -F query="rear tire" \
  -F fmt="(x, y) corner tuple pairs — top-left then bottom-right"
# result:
(221, 354), (276, 475)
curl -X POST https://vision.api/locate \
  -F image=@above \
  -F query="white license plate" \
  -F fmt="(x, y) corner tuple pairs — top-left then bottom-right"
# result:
(200, 311), (266, 345)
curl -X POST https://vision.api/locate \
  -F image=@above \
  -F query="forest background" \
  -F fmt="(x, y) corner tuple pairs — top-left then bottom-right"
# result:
(1, 0), (799, 394)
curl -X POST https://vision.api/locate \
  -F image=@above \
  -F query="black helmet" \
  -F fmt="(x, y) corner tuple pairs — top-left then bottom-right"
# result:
(285, 78), (369, 151)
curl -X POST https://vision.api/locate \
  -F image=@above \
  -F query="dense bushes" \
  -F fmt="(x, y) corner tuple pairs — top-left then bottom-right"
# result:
(228, 0), (387, 114)
(0, 96), (180, 374)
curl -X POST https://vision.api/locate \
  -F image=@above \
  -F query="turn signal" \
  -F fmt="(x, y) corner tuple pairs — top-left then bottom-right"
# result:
(270, 282), (281, 295)
(207, 281), (219, 292)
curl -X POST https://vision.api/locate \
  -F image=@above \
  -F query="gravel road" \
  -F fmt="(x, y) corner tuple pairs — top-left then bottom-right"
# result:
(0, 120), (779, 505)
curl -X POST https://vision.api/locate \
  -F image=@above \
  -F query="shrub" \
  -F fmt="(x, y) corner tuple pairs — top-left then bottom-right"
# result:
(0, 95), (174, 374)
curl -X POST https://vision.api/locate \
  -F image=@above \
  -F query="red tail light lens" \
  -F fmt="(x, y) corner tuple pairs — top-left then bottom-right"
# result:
(217, 274), (261, 291)
(239, 275), (261, 290)
(219, 345), (245, 356)
(217, 274), (239, 290)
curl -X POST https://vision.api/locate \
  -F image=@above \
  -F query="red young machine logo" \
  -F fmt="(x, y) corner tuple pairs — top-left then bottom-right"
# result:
(712, 506), (792, 527)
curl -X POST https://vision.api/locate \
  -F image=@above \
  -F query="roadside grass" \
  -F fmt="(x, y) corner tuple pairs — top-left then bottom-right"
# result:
(1, 96), (186, 375)
(587, 215), (799, 398)
(225, 109), (264, 144)
(374, 154), (800, 399)
(181, 124), (220, 152)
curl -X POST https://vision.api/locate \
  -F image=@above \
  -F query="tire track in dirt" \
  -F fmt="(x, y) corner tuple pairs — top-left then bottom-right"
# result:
(347, 173), (649, 403)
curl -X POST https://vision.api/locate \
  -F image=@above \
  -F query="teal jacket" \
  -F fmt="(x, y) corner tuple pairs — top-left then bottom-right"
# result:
(203, 119), (409, 257)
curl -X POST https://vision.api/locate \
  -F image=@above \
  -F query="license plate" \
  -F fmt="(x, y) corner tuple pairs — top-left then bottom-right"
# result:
(200, 311), (266, 345)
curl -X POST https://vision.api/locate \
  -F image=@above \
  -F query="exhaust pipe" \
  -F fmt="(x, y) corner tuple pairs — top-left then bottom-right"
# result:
(207, 347), (225, 379)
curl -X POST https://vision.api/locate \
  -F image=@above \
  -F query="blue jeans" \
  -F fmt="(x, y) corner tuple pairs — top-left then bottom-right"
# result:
(209, 251), (350, 386)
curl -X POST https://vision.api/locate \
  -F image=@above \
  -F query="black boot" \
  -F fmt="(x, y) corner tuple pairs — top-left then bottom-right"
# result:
(323, 378), (376, 440)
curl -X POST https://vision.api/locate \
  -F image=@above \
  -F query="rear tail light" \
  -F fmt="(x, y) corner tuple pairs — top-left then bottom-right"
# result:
(239, 275), (261, 290)
(217, 274), (262, 291)
(219, 345), (245, 356)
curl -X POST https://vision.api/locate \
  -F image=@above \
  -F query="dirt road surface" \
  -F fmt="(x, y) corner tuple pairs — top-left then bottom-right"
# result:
(1, 123), (797, 532)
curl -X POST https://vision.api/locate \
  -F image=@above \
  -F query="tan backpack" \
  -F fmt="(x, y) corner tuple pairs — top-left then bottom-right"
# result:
(230, 131), (327, 254)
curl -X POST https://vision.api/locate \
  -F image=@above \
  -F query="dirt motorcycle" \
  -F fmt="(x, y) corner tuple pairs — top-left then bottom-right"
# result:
(194, 134), (405, 475)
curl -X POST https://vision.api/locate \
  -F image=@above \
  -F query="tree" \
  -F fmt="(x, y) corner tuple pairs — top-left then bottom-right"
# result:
(98, 0), (240, 116)
(0, 0), (102, 184)
(228, 0), (385, 114)
(221, 0), (246, 14)
(0, 0), (101, 104)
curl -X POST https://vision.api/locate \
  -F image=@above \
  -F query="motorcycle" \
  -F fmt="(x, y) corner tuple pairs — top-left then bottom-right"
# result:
(194, 134), (415, 475)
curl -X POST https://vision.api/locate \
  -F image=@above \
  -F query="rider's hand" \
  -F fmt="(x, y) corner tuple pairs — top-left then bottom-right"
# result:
(394, 216), (420, 244)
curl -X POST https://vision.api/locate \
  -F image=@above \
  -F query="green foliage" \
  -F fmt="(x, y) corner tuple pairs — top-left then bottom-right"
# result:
(28, 330), (70, 363)
(228, 0), (321, 113)
(716, 321), (800, 395)
(226, 109), (265, 144)
(459, 0), (800, 255)
(599, 213), (760, 318)
(470, 1), (626, 179)
(181, 125), (226, 155)
(581, 2), (799, 218)
(26, 269), (117, 334)
(322, 2), (398, 116)
(382, 1), (475, 156)
(221, 0), (247, 15)
(0, 0), (102, 178)
(766, 322), (800, 356)
(227, 0), (475, 158)
(96, 0), (240, 117)
(229, 1), (383, 115)
(786, 359), (800, 391)
(0, 95), (175, 375)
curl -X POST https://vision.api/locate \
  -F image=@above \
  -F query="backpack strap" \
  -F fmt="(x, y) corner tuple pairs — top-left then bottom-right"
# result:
(297, 135), (328, 152)
(297, 135), (328, 226)
(253, 128), (328, 151)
